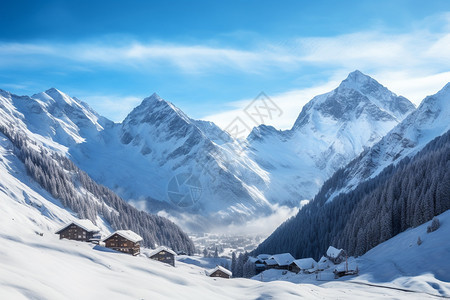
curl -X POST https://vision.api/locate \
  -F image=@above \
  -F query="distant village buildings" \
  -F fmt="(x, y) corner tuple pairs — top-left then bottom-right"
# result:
(55, 219), (100, 242)
(248, 245), (357, 278)
(206, 265), (232, 279)
(102, 230), (143, 256)
(147, 246), (176, 266)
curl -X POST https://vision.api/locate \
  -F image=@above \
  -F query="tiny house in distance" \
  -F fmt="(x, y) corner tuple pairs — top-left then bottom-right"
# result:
(102, 230), (143, 256)
(326, 246), (346, 264)
(206, 265), (232, 279)
(147, 246), (176, 266)
(55, 219), (100, 242)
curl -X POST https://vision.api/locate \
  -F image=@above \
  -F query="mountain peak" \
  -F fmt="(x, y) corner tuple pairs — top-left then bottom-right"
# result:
(291, 71), (415, 131)
(40, 87), (78, 106)
(141, 92), (165, 107)
(45, 87), (61, 94)
(125, 93), (192, 127)
(339, 70), (378, 89)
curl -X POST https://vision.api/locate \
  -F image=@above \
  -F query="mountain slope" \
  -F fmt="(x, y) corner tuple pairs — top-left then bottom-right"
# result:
(247, 70), (415, 202)
(0, 124), (195, 252)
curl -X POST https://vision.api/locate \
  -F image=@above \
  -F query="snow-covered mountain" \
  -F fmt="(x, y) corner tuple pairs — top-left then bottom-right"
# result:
(321, 82), (450, 202)
(0, 89), (270, 229)
(247, 70), (415, 202)
(0, 88), (109, 152)
(0, 71), (417, 231)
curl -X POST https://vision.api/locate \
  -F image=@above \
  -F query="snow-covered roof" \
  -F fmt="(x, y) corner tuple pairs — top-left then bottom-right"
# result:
(318, 256), (329, 269)
(269, 253), (295, 266)
(103, 230), (143, 243)
(147, 246), (176, 257)
(264, 258), (277, 266)
(292, 258), (318, 270)
(326, 246), (344, 258)
(256, 254), (271, 261)
(55, 219), (100, 234)
(206, 265), (232, 277)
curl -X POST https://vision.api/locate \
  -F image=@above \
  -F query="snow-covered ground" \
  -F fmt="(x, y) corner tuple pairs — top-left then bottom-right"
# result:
(2, 222), (447, 299)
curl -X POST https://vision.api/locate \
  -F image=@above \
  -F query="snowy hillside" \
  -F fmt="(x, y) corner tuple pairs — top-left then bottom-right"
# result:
(1, 172), (447, 299)
(0, 122), (194, 252)
(247, 70), (415, 202)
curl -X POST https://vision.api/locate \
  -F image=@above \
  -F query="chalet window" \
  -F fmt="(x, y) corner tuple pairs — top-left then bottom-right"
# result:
(123, 243), (127, 247)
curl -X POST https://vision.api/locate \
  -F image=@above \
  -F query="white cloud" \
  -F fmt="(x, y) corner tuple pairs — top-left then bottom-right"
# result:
(157, 204), (301, 237)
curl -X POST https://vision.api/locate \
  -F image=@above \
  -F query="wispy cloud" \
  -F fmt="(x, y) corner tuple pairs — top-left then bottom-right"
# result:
(0, 40), (301, 74)
(1, 21), (449, 76)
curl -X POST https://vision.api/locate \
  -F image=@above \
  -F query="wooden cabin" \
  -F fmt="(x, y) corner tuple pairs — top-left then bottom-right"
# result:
(206, 265), (232, 279)
(265, 253), (295, 270)
(326, 246), (346, 264)
(102, 230), (143, 256)
(55, 219), (100, 242)
(147, 246), (176, 266)
(290, 258), (318, 274)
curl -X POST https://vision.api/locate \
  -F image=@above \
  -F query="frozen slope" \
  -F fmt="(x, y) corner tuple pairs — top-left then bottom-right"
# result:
(247, 70), (415, 202)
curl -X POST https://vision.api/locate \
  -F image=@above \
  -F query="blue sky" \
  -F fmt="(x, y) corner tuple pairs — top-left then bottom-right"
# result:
(1, 1), (450, 128)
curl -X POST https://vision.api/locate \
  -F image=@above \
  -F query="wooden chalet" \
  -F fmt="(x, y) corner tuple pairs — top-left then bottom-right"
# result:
(290, 258), (318, 274)
(264, 253), (295, 270)
(102, 230), (143, 256)
(326, 246), (346, 264)
(55, 219), (100, 242)
(147, 246), (176, 266)
(206, 265), (232, 279)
